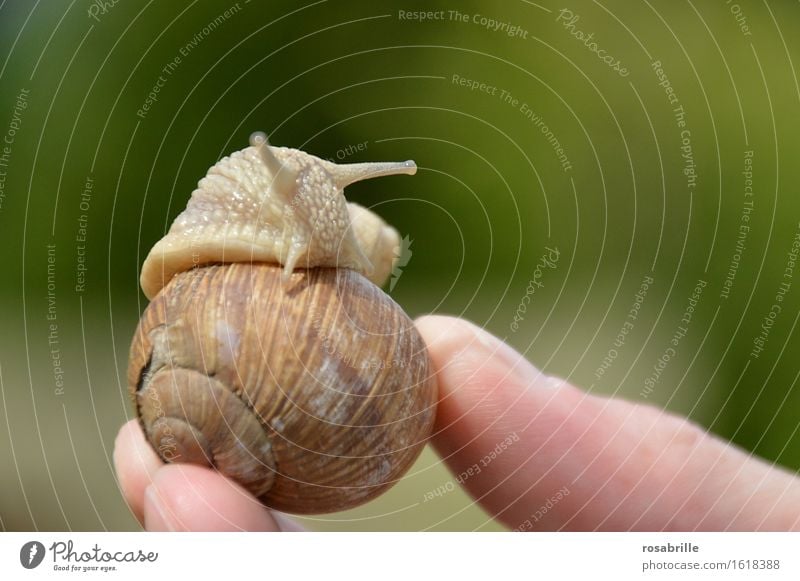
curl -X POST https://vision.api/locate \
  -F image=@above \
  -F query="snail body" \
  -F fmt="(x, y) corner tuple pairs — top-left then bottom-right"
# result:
(140, 132), (414, 299)
(129, 133), (436, 514)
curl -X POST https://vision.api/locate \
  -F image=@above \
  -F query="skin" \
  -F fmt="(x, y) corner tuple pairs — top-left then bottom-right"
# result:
(114, 315), (800, 531)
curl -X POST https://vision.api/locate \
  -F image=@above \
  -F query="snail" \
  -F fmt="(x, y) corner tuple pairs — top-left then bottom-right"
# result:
(128, 132), (437, 514)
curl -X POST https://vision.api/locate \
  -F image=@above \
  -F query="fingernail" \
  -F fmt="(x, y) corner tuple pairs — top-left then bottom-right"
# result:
(472, 325), (547, 383)
(416, 315), (567, 391)
(469, 324), (559, 389)
(144, 484), (176, 531)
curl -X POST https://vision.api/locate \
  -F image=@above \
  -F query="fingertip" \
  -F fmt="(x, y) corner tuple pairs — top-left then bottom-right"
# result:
(413, 316), (593, 527)
(415, 316), (575, 436)
(414, 314), (469, 347)
(114, 419), (163, 525)
(414, 315), (490, 366)
(415, 315), (554, 388)
(143, 464), (282, 532)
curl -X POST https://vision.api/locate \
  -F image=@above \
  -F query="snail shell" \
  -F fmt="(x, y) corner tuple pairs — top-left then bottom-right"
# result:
(129, 134), (436, 514)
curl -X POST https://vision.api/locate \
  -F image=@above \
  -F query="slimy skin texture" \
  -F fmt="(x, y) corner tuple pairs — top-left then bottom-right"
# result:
(140, 132), (416, 299)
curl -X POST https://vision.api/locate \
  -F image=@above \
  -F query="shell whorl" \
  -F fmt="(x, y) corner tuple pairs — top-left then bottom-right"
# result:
(139, 133), (416, 300)
(130, 263), (438, 514)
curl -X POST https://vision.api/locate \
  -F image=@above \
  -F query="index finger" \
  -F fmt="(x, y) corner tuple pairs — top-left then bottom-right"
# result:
(415, 315), (800, 531)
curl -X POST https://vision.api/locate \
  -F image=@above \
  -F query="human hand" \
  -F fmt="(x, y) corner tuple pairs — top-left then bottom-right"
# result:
(114, 315), (800, 531)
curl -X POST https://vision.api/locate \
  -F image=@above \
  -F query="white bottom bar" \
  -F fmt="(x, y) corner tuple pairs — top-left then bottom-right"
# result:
(1, 532), (798, 580)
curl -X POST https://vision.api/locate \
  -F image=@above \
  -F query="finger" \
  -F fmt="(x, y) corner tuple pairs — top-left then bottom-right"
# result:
(116, 420), (304, 531)
(144, 464), (282, 531)
(415, 315), (800, 531)
(113, 419), (163, 524)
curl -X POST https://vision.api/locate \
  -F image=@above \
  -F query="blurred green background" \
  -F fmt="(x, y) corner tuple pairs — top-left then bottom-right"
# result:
(1, 0), (799, 531)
